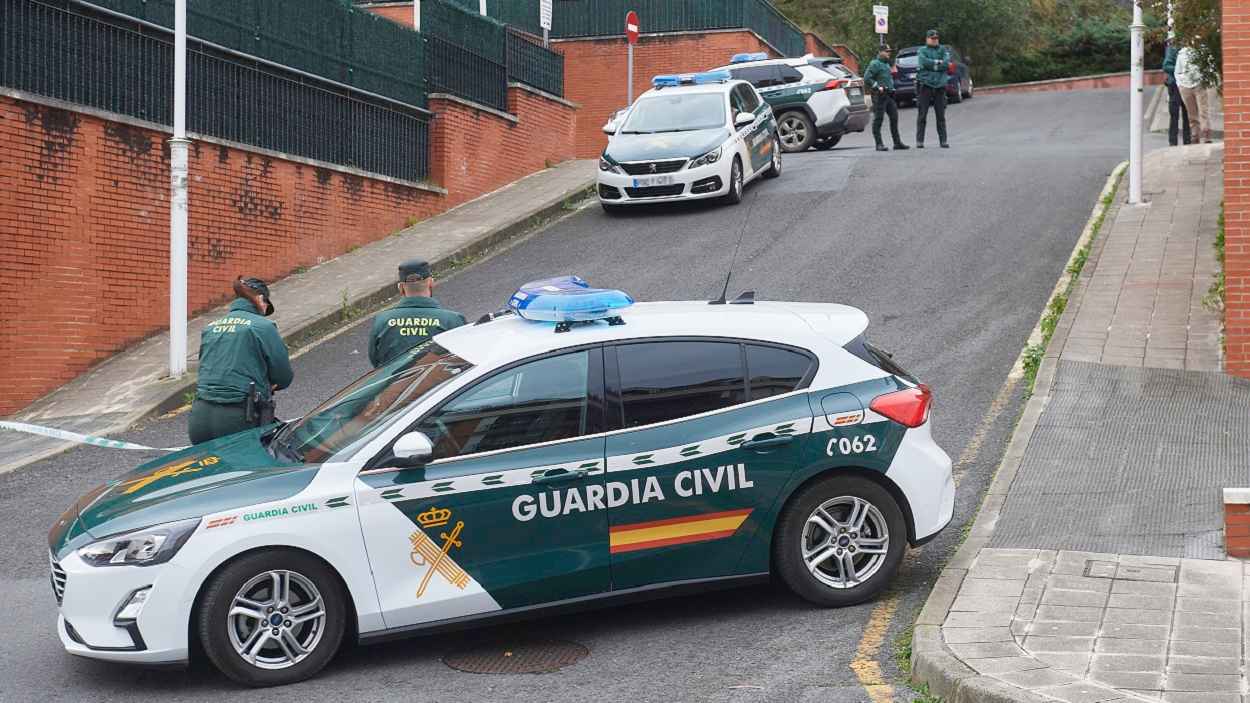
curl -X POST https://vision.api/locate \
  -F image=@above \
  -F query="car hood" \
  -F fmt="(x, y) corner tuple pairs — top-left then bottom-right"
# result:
(605, 128), (728, 162)
(48, 427), (317, 558)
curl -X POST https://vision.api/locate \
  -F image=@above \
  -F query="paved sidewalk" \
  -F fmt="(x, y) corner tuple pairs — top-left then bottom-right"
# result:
(1059, 145), (1223, 371)
(912, 144), (1248, 703)
(0, 160), (596, 474)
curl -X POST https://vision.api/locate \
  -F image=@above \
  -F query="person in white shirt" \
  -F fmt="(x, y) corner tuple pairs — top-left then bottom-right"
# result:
(1174, 46), (1210, 143)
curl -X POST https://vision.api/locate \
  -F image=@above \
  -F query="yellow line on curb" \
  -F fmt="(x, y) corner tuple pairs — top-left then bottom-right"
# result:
(850, 592), (900, 703)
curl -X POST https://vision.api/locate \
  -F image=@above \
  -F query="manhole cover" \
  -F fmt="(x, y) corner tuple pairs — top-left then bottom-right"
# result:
(443, 639), (589, 674)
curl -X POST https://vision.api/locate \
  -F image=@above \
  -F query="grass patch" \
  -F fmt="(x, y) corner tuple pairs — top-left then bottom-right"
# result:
(182, 390), (196, 405)
(1202, 203), (1225, 313)
(909, 682), (944, 703)
(894, 625), (914, 675)
(1021, 169), (1122, 388)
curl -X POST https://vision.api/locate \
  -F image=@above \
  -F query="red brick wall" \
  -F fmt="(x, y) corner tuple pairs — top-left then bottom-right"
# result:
(431, 85), (578, 208)
(359, 3), (414, 26)
(0, 82), (577, 415)
(558, 31), (779, 158)
(978, 70), (1165, 95)
(802, 33), (860, 74)
(1227, 0), (1250, 378)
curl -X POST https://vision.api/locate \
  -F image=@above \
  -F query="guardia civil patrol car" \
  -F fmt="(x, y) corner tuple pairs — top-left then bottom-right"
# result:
(711, 52), (870, 152)
(598, 70), (781, 211)
(48, 277), (954, 687)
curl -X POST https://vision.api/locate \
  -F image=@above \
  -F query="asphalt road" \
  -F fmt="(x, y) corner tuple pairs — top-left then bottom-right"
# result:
(0, 91), (1164, 702)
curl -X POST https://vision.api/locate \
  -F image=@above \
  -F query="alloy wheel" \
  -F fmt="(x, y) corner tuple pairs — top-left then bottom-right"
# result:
(779, 116), (808, 149)
(801, 496), (890, 589)
(227, 570), (327, 670)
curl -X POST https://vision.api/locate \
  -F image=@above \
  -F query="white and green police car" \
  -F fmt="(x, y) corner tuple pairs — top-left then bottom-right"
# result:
(711, 52), (870, 152)
(49, 277), (954, 687)
(597, 70), (781, 212)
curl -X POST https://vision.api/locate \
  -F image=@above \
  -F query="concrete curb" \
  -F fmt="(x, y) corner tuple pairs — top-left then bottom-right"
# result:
(0, 175), (595, 475)
(909, 163), (1129, 702)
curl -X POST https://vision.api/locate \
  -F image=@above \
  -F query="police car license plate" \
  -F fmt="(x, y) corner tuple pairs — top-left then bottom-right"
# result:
(632, 176), (675, 187)
(849, 88), (862, 98)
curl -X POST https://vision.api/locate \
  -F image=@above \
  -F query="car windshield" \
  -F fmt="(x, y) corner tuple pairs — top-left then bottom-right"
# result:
(269, 341), (472, 464)
(620, 93), (725, 134)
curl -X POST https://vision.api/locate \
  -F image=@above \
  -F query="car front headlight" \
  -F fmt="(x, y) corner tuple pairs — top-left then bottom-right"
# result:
(599, 156), (622, 174)
(690, 146), (722, 169)
(77, 518), (200, 567)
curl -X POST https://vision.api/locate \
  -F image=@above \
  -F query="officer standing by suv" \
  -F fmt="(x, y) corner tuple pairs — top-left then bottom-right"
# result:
(368, 259), (467, 368)
(189, 277), (293, 445)
(915, 29), (951, 149)
(864, 44), (909, 152)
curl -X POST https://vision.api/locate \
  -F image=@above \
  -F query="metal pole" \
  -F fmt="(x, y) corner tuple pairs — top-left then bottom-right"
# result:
(1128, 0), (1144, 204)
(414, 0), (420, 31)
(544, 27), (549, 48)
(479, 0), (486, 15)
(168, 0), (189, 378)
(627, 43), (633, 104)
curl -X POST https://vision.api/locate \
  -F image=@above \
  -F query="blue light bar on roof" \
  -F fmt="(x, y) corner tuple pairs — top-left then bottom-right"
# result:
(730, 52), (769, 64)
(508, 276), (635, 323)
(651, 69), (733, 88)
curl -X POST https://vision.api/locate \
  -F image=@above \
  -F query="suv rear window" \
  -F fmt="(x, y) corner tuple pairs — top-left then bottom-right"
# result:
(729, 65), (781, 88)
(896, 55), (918, 68)
(844, 335), (917, 383)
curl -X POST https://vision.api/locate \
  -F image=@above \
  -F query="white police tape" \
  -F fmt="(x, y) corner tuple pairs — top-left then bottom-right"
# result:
(0, 421), (186, 452)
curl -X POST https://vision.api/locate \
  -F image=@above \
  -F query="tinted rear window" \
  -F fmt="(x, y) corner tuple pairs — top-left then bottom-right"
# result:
(617, 341), (747, 427)
(896, 55), (918, 68)
(844, 334), (917, 383)
(747, 345), (813, 401)
(729, 65), (781, 88)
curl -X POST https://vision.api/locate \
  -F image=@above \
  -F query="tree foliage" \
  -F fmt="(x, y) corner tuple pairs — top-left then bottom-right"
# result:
(775, 0), (1164, 85)
(1141, 0), (1221, 85)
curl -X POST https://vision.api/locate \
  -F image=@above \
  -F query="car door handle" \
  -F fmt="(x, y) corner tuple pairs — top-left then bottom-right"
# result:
(532, 468), (589, 484)
(741, 435), (795, 451)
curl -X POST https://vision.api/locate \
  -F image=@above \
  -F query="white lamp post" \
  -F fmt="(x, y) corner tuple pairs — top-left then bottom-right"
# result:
(169, 0), (189, 377)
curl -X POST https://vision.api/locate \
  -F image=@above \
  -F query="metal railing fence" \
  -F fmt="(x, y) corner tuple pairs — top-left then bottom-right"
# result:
(2, 0), (429, 181)
(506, 29), (564, 97)
(77, 0), (427, 106)
(481, 0), (806, 58)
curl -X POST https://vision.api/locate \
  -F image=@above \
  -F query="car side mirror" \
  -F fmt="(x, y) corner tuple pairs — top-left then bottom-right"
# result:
(734, 112), (755, 129)
(392, 431), (433, 468)
(602, 121), (617, 135)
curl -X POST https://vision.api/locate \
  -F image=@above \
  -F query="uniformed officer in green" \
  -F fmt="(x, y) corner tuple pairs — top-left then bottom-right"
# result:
(369, 259), (466, 368)
(915, 29), (951, 149)
(188, 277), (293, 445)
(864, 44), (909, 152)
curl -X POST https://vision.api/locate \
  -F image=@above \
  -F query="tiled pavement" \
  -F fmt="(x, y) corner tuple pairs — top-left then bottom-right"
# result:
(912, 144), (1245, 703)
(943, 549), (1247, 703)
(1059, 144), (1223, 371)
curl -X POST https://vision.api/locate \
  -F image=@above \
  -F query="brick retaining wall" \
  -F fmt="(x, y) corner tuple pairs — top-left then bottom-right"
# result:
(1224, 0), (1250, 378)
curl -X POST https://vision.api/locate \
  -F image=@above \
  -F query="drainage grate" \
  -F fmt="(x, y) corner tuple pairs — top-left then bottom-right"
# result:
(443, 639), (589, 674)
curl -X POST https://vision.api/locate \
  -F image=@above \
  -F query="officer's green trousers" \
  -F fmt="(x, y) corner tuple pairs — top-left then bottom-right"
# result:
(188, 399), (253, 445)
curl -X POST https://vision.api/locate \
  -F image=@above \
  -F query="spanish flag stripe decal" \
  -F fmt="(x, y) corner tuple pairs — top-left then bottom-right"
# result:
(609, 508), (752, 554)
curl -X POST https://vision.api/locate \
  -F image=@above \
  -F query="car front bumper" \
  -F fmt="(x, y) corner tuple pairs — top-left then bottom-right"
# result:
(597, 157), (734, 205)
(54, 550), (191, 664)
(885, 418), (955, 544)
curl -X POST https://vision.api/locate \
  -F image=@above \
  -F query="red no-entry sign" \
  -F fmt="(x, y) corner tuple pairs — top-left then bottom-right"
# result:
(625, 10), (639, 45)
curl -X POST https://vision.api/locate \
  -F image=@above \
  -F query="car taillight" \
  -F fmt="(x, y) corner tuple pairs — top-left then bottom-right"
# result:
(869, 384), (932, 428)
(822, 79), (845, 91)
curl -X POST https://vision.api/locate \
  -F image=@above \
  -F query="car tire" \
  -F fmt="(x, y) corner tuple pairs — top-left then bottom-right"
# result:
(777, 112), (816, 153)
(964, 78), (973, 99)
(814, 135), (841, 151)
(763, 137), (782, 179)
(722, 157), (744, 205)
(773, 474), (906, 607)
(949, 86), (962, 104)
(198, 549), (348, 687)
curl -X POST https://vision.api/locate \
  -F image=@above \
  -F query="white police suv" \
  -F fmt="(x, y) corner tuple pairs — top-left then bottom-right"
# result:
(49, 277), (953, 686)
(598, 70), (781, 212)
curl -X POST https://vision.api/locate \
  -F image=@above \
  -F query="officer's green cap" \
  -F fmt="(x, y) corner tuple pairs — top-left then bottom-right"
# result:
(399, 259), (432, 282)
(926, 29), (939, 38)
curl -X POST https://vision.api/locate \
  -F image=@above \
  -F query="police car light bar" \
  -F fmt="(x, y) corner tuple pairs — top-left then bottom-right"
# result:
(508, 276), (634, 330)
(730, 52), (769, 64)
(651, 70), (733, 88)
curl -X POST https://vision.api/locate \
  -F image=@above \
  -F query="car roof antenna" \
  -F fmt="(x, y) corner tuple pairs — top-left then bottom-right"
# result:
(710, 189), (757, 305)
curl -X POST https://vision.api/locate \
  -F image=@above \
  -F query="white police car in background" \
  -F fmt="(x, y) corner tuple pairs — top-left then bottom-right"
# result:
(598, 71), (781, 213)
(48, 276), (952, 686)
